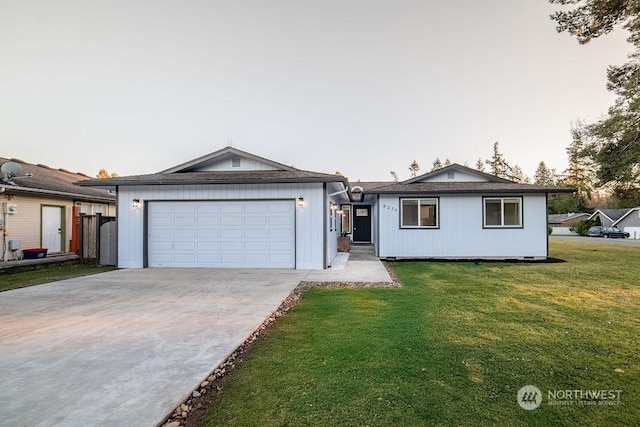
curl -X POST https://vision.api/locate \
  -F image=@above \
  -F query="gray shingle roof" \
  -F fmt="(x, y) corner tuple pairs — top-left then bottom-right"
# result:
(77, 169), (348, 187)
(598, 209), (629, 222)
(0, 157), (115, 202)
(362, 181), (574, 194)
(548, 213), (589, 224)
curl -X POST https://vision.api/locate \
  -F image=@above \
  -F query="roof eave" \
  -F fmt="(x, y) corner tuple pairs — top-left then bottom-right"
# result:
(2, 185), (115, 202)
(77, 176), (348, 187)
(371, 187), (576, 195)
(159, 146), (297, 174)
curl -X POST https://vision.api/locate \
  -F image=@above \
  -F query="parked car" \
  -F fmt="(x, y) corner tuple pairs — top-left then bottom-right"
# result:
(587, 226), (630, 238)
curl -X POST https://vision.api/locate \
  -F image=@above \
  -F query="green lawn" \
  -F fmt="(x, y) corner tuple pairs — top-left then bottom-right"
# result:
(199, 241), (640, 426)
(0, 264), (115, 292)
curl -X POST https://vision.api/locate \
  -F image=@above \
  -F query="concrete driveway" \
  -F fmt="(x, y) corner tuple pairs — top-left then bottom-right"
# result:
(0, 268), (308, 427)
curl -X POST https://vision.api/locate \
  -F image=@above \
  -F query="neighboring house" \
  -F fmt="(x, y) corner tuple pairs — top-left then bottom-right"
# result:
(588, 209), (629, 227)
(548, 213), (590, 235)
(612, 207), (640, 239)
(0, 157), (116, 261)
(78, 148), (572, 269)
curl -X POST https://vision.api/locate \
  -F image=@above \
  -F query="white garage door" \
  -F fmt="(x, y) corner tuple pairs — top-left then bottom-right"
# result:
(148, 201), (295, 268)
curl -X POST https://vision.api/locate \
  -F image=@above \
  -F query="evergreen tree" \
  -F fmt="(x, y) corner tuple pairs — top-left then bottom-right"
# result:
(408, 160), (420, 178)
(560, 123), (597, 211)
(550, 0), (640, 204)
(510, 165), (530, 183)
(390, 171), (399, 182)
(485, 142), (511, 178)
(534, 161), (556, 185)
(431, 158), (443, 172)
(443, 159), (452, 167)
(96, 169), (118, 179)
(475, 158), (485, 172)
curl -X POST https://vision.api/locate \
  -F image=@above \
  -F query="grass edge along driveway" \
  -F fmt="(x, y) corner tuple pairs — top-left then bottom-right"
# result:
(0, 264), (115, 292)
(197, 241), (639, 427)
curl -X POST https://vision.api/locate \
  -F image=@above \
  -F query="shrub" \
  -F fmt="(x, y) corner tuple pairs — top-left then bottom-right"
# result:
(574, 219), (598, 236)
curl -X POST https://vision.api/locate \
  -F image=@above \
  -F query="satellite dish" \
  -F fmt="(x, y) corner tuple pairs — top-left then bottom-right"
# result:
(1, 161), (22, 183)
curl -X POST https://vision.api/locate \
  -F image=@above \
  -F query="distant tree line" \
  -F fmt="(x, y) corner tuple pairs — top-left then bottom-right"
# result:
(389, 133), (630, 214)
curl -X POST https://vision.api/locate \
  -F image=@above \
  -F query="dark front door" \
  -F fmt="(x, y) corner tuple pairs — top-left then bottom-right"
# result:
(352, 205), (371, 242)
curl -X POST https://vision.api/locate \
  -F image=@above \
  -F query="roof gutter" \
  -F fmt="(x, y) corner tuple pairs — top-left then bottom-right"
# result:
(1, 185), (115, 203)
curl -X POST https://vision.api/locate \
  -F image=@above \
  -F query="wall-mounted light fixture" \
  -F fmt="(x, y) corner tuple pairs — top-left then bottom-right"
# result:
(132, 198), (140, 209)
(297, 197), (304, 207)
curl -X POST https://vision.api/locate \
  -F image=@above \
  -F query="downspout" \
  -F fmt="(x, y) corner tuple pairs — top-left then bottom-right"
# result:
(328, 188), (349, 197)
(323, 182), (328, 268)
(545, 193), (549, 259)
(115, 186), (119, 269)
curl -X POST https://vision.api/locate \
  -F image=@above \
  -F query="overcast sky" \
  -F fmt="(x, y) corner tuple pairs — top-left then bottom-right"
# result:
(0, 0), (631, 182)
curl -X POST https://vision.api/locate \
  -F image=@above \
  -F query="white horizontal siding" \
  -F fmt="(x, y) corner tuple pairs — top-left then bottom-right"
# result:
(200, 157), (278, 171)
(551, 227), (576, 235)
(616, 210), (640, 228)
(117, 182), (325, 269)
(3, 195), (73, 252)
(378, 194), (548, 259)
(423, 170), (486, 182)
(623, 227), (640, 239)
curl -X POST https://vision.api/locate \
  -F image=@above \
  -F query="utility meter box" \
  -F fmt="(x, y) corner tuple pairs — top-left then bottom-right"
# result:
(6, 203), (17, 214)
(8, 239), (20, 251)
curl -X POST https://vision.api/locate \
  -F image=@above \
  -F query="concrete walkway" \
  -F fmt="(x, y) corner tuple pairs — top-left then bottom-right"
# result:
(0, 248), (390, 427)
(306, 245), (392, 283)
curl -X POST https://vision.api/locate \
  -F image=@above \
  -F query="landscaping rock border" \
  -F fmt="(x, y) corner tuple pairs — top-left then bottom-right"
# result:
(159, 262), (401, 427)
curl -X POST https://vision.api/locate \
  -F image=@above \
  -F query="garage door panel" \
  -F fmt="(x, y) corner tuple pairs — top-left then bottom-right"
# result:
(174, 242), (195, 251)
(270, 241), (293, 251)
(174, 204), (196, 213)
(175, 217), (197, 226)
(197, 241), (220, 250)
(148, 201), (295, 268)
(197, 229), (220, 238)
(221, 254), (244, 263)
(245, 216), (268, 226)
(197, 217), (220, 226)
(246, 203), (268, 213)
(246, 242), (268, 251)
(221, 204), (243, 214)
(270, 229), (293, 238)
(197, 254), (220, 263)
(245, 229), (268, 238)
(174, 254), (196, 263)
(270, 254), (294, 263)
(246, 254), (269, 263)
(174, 229), (196, 238)
(153, 229), (173, 238)
(197, 204), (220, 214)
(221, 241), (243, 251)
(270, 216), (292, 225)
(151, 217), (173, 226)
(221, 217), (243, 226)
(150, 240), (172, 249)
(221, 229), (243, 238)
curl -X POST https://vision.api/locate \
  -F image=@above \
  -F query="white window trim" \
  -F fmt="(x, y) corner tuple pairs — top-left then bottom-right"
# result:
(483, 197), (523, 228)
(400, 197), (439, 229)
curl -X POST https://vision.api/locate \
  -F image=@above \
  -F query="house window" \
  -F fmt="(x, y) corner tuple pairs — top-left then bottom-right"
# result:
(484, 197), (522, 228)
(79, 202), (109, 215)
(341, 205), (351, 234)
(401, 198), (438, 228)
